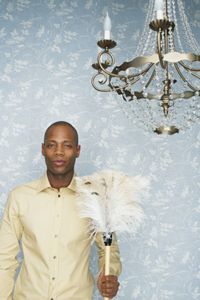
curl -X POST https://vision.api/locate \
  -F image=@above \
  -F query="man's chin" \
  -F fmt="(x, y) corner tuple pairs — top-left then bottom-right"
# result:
(47, 168), (72, 177)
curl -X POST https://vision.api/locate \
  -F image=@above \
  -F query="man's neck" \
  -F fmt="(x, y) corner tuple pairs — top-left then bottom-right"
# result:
(47, 170), (74, 190)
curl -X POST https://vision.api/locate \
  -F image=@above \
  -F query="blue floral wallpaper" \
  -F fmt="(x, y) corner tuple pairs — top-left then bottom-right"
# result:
(0, 0), (200, 299)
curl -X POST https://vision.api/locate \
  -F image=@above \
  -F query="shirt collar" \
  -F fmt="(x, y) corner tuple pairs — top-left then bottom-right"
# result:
(36, 172), (77, 193)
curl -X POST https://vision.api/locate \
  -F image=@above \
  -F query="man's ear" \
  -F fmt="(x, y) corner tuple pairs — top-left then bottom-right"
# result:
(41, 143), (45, 156)
(76, 145), (81, 157)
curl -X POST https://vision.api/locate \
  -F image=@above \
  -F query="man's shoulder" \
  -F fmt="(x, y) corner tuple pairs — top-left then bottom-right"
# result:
(10, 176), (44, 196)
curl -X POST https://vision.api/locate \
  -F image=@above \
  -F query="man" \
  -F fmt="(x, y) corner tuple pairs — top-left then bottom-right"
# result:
(0, 121), (121, 300)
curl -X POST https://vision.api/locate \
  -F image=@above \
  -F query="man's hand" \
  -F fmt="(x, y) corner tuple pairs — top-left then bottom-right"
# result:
(97, 271), (120, 299)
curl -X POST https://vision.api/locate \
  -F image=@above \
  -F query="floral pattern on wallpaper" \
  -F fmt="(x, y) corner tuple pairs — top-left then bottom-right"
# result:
(0, 0), (200, 299)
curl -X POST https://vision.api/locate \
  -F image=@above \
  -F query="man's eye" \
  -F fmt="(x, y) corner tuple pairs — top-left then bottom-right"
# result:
(64, 144), (72, 148)
(47, 144), (55, 148)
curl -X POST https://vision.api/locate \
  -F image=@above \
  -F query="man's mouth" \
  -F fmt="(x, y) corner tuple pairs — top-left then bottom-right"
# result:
(53, 160), (66, 167)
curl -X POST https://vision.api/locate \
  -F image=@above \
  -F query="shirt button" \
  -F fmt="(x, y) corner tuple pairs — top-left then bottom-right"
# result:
(53, 256), (57, 259)
(54, 234), (58, 238)
(52, 277), (55, 280)
(58, 194), (61, 197)
(50, 298), (54, 300)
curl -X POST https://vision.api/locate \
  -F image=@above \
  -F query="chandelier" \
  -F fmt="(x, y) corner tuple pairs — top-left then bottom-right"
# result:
(91, 0), (200, 134)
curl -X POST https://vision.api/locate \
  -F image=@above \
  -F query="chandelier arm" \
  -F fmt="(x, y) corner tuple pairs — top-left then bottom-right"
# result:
(134, 92), (161, 100)
(98, 49), (129, 79)
(91, 73), (112, 92)
(113, 54), (159, 71)
(174, 63), (197, 91)
(178, 63), (200, 80)
(144, 68), (156, 89)
(127, 76), (141, 85)
(171, 91), (198, 100)
(109, 79), (131, 92)
(164, 52), (200, 63)
(96, 51), (156, 81)
(127, 63), (155, 85)
(109, 66), (154, 90)
(98, 51), (125, 79)
(113, 65), (156, 100)
(179, 61), (200, 73)
(109, 83), (135, 102)
(190, 73), (200, 80)
(142, 91), (198, 101)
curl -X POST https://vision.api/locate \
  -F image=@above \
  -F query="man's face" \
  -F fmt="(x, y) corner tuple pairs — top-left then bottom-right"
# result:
(42, 125), (80, 176)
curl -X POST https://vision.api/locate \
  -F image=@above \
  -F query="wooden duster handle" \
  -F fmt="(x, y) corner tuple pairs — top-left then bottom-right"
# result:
(104, 245), (111, 300)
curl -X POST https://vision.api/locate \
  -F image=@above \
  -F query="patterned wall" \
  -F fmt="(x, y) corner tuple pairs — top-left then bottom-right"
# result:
(0, 0), (200, 299)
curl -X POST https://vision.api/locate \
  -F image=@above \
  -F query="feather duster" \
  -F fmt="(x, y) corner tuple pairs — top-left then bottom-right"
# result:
(76, 169), (150, 300)
(76, 169), (149, 235)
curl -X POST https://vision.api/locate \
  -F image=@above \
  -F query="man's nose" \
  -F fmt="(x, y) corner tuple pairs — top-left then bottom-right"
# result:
(55, 144), (64, 155)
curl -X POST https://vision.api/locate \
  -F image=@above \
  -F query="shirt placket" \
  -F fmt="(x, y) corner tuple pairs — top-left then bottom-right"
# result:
(49, 190), (62, 300)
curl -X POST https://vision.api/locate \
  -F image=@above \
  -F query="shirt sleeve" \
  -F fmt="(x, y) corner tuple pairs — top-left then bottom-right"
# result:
(0, 191), (23, 299)
(95, 232), (122, 276)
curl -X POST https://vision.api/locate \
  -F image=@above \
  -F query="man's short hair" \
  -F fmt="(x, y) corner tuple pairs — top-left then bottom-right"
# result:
(44, 121), (79, 145)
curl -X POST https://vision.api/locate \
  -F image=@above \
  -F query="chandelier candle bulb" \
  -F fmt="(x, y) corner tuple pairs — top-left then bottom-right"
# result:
(154, 0), (164, 19)
(104, 12), (111, 40)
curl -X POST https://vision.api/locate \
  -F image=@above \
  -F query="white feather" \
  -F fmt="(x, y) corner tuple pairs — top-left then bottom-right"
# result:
(76, 170), (150, 234)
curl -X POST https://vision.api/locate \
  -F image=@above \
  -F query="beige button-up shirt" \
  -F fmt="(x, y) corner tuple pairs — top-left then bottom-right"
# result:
(0, 174), (121, 300)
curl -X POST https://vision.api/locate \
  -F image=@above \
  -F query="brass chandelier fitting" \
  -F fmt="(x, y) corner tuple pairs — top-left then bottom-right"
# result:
(91, 0), (200, 135)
